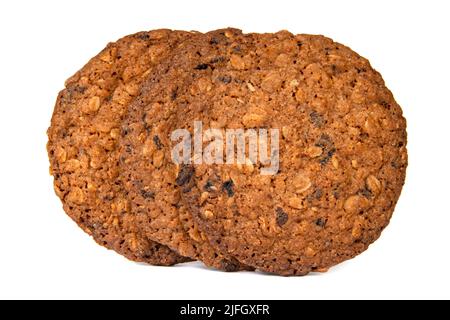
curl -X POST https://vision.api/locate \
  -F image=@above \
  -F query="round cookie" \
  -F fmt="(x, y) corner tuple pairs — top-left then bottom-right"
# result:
(119, 30), (253, 271)
(47, 29), (194, 265)
(146, 29), (407, 275)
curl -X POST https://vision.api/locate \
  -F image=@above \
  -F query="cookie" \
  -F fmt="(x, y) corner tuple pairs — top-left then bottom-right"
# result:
(119, 30), (253, 271)
(150, 29), (407, 275)
(47, 29), (194, 265)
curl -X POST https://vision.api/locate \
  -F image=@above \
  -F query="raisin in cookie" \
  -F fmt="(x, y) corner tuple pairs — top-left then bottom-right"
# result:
(47, 30), (194, 265)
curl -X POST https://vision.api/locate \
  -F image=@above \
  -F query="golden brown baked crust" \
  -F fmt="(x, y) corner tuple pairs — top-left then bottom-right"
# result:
(47, 30), (193, 265)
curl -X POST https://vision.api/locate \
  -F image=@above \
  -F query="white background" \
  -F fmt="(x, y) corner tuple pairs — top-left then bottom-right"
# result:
(1, 0), (449, 300)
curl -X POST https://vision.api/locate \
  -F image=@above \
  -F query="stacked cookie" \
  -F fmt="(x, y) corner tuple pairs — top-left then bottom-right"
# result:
(47, 29), (407, 275)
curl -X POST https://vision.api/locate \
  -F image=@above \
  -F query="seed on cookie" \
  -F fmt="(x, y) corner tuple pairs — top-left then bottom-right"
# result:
(366, 175), (382, 195)
(202, 210), (214, 220)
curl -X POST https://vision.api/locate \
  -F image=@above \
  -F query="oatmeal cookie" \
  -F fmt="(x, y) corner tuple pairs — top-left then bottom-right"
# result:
(47, 30), (194, 265)
(136, 29), (407, 275)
